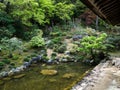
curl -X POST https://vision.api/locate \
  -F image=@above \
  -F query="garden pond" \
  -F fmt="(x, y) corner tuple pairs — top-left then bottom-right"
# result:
(0, 62), (92, 90)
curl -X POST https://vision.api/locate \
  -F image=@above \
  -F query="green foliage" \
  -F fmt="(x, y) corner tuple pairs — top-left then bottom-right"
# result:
(23, 57), (30, 62)
(0, 12), (15, 39)
(6, 0), (54, 26)
(23, 28), (41, 40)
(73, 0), (86, 17)
(54, 44), (67, 53)
(0, 62), (5, 70)
(1, 37), (23, 56)
(3, 0), (75, 26)
(0, 2), (6, 11)
(51, 37), (62, 44)
(54, 2), (74, 20)
(78, 33), (111, 62)
(106, 35), (120, 50)
(2, 59), (11, 64)
(30, 30), (45, 48)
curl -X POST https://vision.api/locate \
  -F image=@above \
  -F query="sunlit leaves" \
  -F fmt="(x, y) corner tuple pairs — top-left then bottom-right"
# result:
(4, 0), (74, 26)
(55, 2), (74, 20)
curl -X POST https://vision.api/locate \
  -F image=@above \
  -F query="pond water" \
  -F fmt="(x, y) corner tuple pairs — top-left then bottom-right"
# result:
(0, 62), (92, 90)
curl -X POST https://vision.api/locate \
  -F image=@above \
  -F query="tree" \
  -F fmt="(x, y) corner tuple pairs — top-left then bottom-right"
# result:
(54, 2), (74, 20)
(7, 0), (55, 26)
(3, 0), (74, 26)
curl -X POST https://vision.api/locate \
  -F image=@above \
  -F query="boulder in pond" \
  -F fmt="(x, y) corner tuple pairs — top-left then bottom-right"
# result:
(40, 69), (58, 76)
(62, 73), (76, 79)
(13, 74), (26, 79)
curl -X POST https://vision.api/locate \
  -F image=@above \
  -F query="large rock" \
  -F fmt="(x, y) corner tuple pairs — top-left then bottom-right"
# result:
(31, 55), (42, 63)
(23, 62), (30, 67)
(8, 68), (16, 76)
(40, 69), (58, 76)
(0, 71), (8, 77)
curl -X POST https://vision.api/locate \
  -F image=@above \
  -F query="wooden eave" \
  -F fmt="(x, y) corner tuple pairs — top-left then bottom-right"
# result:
(80, 0), (120, 25)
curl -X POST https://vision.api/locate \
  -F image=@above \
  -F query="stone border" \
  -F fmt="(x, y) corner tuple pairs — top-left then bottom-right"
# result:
(71, 57), (120, 90)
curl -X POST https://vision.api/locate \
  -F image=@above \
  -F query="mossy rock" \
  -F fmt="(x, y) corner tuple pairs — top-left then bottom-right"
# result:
(13, 74), (26, 79)
(62, 73), (76, 79)
(0, 80), (4, 85)
(49, 79), (57, 82)
(2, 77), (11, 81)
(40, 69), (58, 76)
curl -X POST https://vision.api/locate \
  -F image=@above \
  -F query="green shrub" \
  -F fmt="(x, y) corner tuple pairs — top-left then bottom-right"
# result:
(2, 59), (11, 64)
(0, 62), (5, 69)
(54, 44), (67, 53)
(51, 37), (62, 44)
(50, 32), (62, 37)
(1, 37), (23, 57)
(30, 53), (37, 57)
(51, 52), (57, 57)
(10, 63), (15, 66)
(106, 35), (120, 50)
(23, 57), (30, 62)
(0, 12), (15, 40)
(78, 33), (112, 64)
(12, 55), (19, 60)
(30, 30), (45, 48)
(66, 35), (72, 39)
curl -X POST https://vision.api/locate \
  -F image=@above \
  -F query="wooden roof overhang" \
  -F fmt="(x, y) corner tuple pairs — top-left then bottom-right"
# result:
(80, 0), (120, 25)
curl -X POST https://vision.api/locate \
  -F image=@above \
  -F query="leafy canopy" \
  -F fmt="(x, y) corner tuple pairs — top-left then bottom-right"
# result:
(4, 0), (74, 26)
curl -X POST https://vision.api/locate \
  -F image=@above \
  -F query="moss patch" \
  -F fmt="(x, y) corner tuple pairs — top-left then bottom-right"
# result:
(62, 73), (76, 79)
(40, 69), (58, 76)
